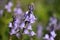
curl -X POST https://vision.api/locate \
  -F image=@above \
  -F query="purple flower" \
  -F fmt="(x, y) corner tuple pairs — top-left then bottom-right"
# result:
(30, 31), (36, 36)
(14, 8), (22, 15)
(50, 30), (56, 38)
(49, 17), (57, 26)
(27, 24), (32, 30)
(9, 22), (12, 28)
(43, 34), (49, 39)
(19, 22), (25, 29)
(10, 29), (16, 35)
(8, 1), (13, 7)
(49, 36), (54, 40)
(25, 11), (36, 23)
(24, 29), (29, 34)
(5, 5), (12, 12)
(16, 33), (20, 38)
(5, 1), (13, 12)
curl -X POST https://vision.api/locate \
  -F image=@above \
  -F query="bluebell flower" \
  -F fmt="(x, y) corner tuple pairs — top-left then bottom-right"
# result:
(5, 1), (13, 12)
(24, 29), (29, 35)
(16, 33), (20, 38)
(50, 30), (56, 38)
(8, 1), (13, 7)
(19, 22), (25, 29)
(14, 7), (23, 15)
(25, 11), (36, 23)
(9, 22), (12, 28)
(30, 31), (36, 36)
(49, 17), (57, 26)
(10, 29), (16, 35)
(27, 24), (32, 30)
(29, 13), (36, 23)
(49, 36), (54, 40)
(43, 34), (49, 40)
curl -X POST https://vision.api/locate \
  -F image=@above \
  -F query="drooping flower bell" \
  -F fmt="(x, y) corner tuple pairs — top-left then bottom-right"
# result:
(43, 34), (49, 40)
(49, 15), (57, 27)
(24, 28), (29, 35)
(5, 0), (13, 12)
(50, 30), (56, 38)
(30, 31), (36, 36)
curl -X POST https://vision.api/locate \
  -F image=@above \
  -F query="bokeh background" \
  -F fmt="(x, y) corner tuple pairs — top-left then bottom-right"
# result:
(0, 0), (60, 40)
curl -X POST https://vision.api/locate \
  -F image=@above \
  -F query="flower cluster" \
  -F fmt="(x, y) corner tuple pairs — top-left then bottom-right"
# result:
(23, 10), (36, 36)
(43, 16), (57, 40)
(0, 1), (13, 17)
(9, 5), (23, 38)
(43, 30), (56, 40)
(9, 3), (36, 39)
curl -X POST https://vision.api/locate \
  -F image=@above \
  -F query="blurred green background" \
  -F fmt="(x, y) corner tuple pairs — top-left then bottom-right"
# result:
(0, 0), (60, 40)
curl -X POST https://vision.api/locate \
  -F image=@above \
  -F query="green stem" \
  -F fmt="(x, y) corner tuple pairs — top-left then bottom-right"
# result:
(30, 36), (33, 40)
(9, 36), (12, 40)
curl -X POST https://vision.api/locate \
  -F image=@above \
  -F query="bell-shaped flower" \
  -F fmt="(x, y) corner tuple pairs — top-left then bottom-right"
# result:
(5, 1), (13, 12)
(16, 33), (20, 38)
(10, 29), (16, 35)
(5, 5), (12, 12)
(14, 23), (18, 30)
(29, 13), (36, 23)
(30, 31), (36, 36)
(43, 34), (49, 39)
(15, 18), (20, 24)
(27, 24), (32, 30)
(14, 8), (22, 15)
(8, 1), (13, 7)
(49, 36), (54, 40)
(19, 22), (25, 29)
(25, 15), (30, 22)
(24, 29), (29, 35)
(50, 30), (56, 38)
(49, 17), (57, 26)
(9, 22), (12, 28)
(25, 11), (29, 14)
